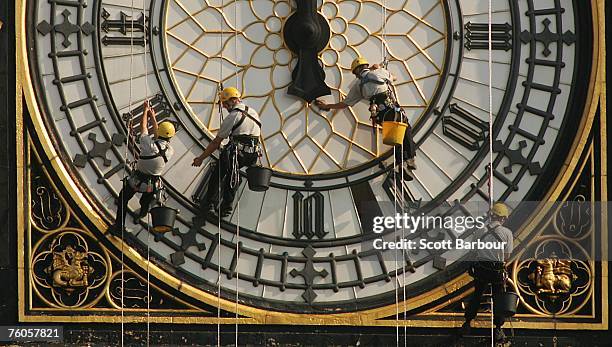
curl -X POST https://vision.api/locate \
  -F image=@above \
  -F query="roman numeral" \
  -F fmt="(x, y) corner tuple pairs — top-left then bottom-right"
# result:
(442, 103), (489, 151)
(101, 8), (148, 46)
(464, 22), (512, 51)
(292, 191), (327, 240)
(350, 181), (383, 234)
(383, 173), (421, 211)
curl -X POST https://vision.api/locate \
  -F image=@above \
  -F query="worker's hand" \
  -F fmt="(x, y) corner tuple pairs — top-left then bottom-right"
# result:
(144, 99), (150, 109)
(192, 156), (204, 167)
(314, 99), (330, 111)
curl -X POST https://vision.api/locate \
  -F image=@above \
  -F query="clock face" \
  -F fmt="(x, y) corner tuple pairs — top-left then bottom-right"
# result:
(163, 0), (449, 175)
(26, 0), (594, 313)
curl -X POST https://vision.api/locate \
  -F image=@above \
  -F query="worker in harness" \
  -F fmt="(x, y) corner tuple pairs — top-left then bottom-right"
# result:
(192, 87), (261, 218)
(110, 100), (175, 237)
(314, 57), (416, 179)
(461, 202), (514, 343)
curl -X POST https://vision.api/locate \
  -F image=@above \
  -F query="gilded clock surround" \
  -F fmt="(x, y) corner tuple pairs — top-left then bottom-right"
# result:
(15, 0), (607, 329)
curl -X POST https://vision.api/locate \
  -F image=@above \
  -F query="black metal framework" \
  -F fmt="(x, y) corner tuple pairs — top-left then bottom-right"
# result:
(0, 0), (18, 324)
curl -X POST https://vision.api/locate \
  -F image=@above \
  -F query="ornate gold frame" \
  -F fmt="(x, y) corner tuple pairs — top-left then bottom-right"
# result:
(15, 0), (607, 329)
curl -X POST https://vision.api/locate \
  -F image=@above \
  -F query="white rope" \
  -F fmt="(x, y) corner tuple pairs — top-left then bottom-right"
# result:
(379, 1), (399, 344)
(380, 0), (387, 64)
(142, 0), (151, 345)
(217, 2), (224, 345)
(488, 0), (494, 207)
(235, 198), (239, 347)
(393, 147), (399, 347)
(233, 2), (240, 346)
(119, 0), (137, 344)
(490, 284), (495, 346)
(488, 1), (495, 345)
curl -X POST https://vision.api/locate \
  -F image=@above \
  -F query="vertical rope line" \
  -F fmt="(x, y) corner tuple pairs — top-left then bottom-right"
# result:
(146, 211), (151, 347)
(233, 1), (240, 346)
(235, 194), (239, 347)
(217, 3), (224, 345)
(380, 2), (398, 345)
(234, 0), (239, 87)
(393, 151), (399, 347)
(379, 1), (399, 344)
(141, 1), (150, 345)
(490, 283), (495, 346)
(488, 0), (494, 208)
(488, 1), (495, 344)
(401, 131), (406, 346)
(119, 0), (137, 344)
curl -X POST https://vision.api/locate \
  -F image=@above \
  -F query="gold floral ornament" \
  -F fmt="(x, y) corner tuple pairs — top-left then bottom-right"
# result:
(32, 231), (109, 308)
(164, 0), (447, 174)
(513, 238), (592, 316)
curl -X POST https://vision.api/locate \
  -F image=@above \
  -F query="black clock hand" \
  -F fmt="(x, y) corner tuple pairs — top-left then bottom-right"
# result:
(283, 0), (331, 103)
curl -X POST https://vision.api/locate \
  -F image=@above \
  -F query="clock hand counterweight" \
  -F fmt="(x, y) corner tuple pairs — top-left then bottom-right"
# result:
(283, 0), (331, 102)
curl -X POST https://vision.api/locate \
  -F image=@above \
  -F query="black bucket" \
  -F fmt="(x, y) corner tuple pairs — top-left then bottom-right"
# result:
(150, 206), (178, 233)
(495, 292), (519, 318)
(246, 166), (272, 192)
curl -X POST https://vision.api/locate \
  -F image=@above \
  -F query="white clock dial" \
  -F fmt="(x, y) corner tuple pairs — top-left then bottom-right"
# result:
(163, 0), (448, 174)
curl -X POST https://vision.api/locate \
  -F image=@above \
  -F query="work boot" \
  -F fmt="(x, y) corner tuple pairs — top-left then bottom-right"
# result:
(200, 203), (215, 217)
(460, 321), (472, 336)
(220, 206), (233, 218)
(133, 208), (148, 223)
(494, 327), (506, 343)
(406, 158), (417, 170)
(394, 163), (414, 181)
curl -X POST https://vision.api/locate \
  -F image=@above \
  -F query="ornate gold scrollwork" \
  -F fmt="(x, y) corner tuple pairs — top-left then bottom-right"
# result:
(30, 169), (69, 232)
(555, 195), (592, 240)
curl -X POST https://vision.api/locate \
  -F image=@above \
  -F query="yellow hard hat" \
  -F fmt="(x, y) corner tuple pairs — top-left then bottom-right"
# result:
(351, 57), (369, 72)
(156, 121), (176, 139)
(491, 202), (510, 218)
(219, 87), (241, 102)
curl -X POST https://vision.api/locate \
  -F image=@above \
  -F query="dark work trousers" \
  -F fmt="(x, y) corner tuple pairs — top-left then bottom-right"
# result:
(377, 107), (416, 164)
(113, 180), (155, 230)
(464, 261), (507, 327)
(202, 145), (258, 213)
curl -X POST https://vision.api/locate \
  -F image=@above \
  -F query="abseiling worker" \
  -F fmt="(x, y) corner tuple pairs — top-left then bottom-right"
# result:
(110, 100), (175, 237)
(315, 57), (416, 179)
(461, 202), (514, 343)
(192, 87), (261, 218)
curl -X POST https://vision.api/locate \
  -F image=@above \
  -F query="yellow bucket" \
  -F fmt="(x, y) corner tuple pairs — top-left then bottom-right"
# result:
(382, 121), (407, 146)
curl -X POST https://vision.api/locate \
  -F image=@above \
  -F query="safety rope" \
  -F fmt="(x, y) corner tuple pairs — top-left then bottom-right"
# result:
(142, 0), (151, 344)
(217, 2), (224, 345)
(488, 0), (494, 209)
(118, 0), (137, 344)
(378, 1), (400, 345)
(233, 3), (240, 344)
(488, 0), (495, 344)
